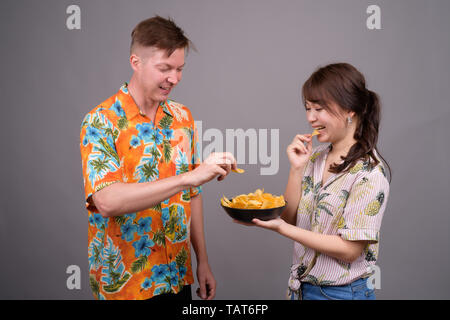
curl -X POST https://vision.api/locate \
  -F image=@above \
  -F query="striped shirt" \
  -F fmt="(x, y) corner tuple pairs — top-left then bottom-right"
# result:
(288, 144), (389, 298)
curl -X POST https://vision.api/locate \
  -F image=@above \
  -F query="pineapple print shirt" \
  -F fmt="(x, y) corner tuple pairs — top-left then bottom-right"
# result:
(80, 83), (202, 300)
(288, 144), (389, 298)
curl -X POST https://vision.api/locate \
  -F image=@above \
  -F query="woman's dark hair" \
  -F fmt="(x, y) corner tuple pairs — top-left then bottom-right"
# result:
(302, 63), (391, 181)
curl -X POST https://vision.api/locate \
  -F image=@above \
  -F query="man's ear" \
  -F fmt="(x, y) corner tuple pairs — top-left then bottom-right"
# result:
(130, 54), (140, 72)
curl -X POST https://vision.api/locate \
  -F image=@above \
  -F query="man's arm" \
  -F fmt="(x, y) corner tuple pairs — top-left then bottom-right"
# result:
(190, 194), (216, 300)
(92, 152), (237, 218)
(92, 173), (191, 217)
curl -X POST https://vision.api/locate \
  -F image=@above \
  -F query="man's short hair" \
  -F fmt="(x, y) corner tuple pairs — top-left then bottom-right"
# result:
(130, 15), (193, 57)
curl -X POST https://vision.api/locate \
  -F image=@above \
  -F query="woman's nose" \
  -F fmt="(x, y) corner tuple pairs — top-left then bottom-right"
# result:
(306, 111), (316, 123)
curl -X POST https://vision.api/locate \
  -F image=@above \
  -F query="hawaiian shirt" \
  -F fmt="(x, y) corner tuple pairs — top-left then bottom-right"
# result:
(80, 83), (202, 300)
(288, 144), (390, 299)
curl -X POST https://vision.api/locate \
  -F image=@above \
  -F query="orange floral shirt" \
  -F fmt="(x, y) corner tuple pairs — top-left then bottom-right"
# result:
(80, 83), (202, 300)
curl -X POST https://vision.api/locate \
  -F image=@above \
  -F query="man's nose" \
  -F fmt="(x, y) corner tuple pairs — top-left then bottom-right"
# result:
(168, 71), (181, 85)
(167, 77), (178, 85)
(167, 77), (177, 85)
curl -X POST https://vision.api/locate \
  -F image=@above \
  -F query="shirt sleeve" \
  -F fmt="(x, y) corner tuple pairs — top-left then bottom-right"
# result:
(189, 120), (202, 197)
(80, 111), (123, 212)
(338, 166), (390, 243)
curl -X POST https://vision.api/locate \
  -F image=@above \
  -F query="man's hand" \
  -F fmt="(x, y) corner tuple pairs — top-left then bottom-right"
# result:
(186, 152), (237, 187)
(196, 261), (216, 300)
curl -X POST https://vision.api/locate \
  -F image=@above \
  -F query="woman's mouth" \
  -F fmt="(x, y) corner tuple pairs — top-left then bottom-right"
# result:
(311, 126), (326, 136)
(313, 126), (326, 132)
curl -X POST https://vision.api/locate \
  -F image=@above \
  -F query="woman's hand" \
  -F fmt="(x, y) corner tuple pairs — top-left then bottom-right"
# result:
(233, 217), (286, 233)
(286, 134), (313, 171)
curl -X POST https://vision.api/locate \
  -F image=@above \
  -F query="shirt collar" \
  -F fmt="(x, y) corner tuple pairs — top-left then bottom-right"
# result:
(118, 82), (173, 120)
(159, 100), (174, 118)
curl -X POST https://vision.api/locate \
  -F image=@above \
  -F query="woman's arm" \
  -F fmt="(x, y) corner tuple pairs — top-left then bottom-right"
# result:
(277, 221), (368, 263)
(281, 166), (305, 225)
(236, 218), (367, 263)
(281, 134), (313, 225)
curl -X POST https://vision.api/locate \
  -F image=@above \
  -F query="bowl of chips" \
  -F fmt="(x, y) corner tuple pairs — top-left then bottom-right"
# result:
(220, 189), (287, 223)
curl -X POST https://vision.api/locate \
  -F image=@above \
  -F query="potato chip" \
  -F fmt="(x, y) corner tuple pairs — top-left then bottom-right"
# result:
(232, 168), (245, 173)
(260, 199), (272, 209)
(220, 189), (285, 209)
(221, 196), (232, 207)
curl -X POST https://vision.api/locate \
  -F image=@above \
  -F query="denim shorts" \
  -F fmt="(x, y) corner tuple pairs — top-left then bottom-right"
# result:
(300, 278), (375, 300)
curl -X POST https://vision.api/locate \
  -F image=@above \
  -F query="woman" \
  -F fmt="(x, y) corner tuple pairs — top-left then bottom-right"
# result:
(236, 63), (391, 300)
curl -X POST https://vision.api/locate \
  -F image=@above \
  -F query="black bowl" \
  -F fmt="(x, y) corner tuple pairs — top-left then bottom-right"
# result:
(221, 199), (287, 223)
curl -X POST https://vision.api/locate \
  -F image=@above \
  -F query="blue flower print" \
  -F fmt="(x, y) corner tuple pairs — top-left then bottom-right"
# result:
(161, 207), (170, 226)
(124, 212), (137, 221)
(132, 235), (155, 257)
(88, 214), (95, 226)
(82, 136), (89, 146)
(162, 128), (173, 140)
(168, 261), (179, 284)
(137, 217), (152, 236)
(153, 127), (164, 145)
(136, 123), (153, 143)
(85, 126), (101, 143)
(121, 219), (138, 242)
(150, 264), (169, 284)
(141, 277), (152, 290)
(92, 213), (105, 228)
(179, 266), (187, 279)
(130, 135), (141, 148)
(110, 97), (126, 117)
(168, 261), (177, 275)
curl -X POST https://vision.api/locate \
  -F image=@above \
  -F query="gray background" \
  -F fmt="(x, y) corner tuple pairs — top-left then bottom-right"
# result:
(1, 0), (449, 299)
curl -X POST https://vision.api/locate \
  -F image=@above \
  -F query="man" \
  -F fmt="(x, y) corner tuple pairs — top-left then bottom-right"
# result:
(80, 16), (236, 300)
